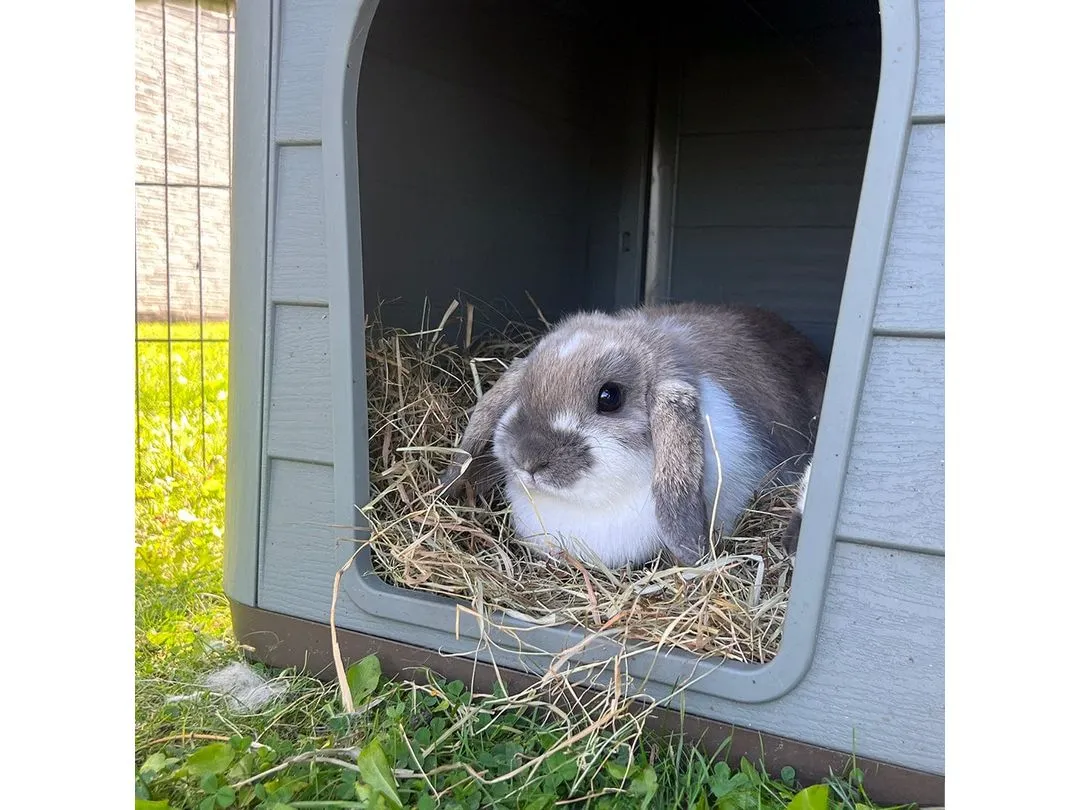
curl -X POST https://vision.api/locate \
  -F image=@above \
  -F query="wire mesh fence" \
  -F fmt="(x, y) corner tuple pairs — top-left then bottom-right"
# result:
(135, 0), (234, 482)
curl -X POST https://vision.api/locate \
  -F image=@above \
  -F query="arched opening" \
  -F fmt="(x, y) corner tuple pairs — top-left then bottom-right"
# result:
(354, 0), (881, 358)
(322, 0), (906, 703)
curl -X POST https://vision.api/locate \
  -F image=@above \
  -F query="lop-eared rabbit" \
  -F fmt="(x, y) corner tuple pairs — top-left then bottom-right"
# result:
(440, 303), (825, 568)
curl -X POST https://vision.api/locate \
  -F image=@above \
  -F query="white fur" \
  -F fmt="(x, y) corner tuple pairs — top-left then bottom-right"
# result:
(202, 661), (286, 712)
(499, 376), (772, 567)
(506, 480), (659, 567)
(698, 377), (773, 537)
(555, 331), (620, 361)
(556, 333), (585, 359)
(658, 315), (694, 340)
(504, 444), (660, 568)
(499, 398), (659, 566)
(550, 409), (578, 433)
(494, 402), (520, 438)
(795, 459), (812, 513)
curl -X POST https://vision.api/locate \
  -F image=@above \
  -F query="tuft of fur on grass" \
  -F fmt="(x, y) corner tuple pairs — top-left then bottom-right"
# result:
(361, 300), (799, 665)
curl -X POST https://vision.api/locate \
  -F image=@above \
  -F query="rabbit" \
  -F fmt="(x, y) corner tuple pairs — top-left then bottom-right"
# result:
(438, 302), (826, 569)
(780, 458), (813, 554)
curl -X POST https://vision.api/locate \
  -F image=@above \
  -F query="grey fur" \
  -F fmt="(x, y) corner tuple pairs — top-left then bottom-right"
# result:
(782, 512), (803, 554)
(650, 379), (708, 563)
(440, 302), (826, 566)
(438, 358), (525, 500)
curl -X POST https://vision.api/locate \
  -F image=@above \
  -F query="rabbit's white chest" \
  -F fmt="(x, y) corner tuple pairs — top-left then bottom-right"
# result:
(505, 472), (661, 568)
(502, 376), (769, 568)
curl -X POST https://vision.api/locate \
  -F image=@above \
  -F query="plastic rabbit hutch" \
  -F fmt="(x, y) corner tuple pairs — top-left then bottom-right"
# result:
(225, 0), (944, 801)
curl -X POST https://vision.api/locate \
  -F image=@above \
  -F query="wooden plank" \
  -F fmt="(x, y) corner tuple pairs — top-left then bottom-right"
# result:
(270, 145), (328, 304)
(670, 225), (852, 356)
(680, 27), (881, 135)
(838, 337), (945, 552)
(266, 304), (333, 464)
(914, 0), (945, 118)
(258, 459), (339, 620)
(675, 129), (871, 229)
(875, 125), (944, 333)
(273, 0), (337, 142)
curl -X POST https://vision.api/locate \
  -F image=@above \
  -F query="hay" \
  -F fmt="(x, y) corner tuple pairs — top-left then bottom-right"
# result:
(360, 300), (797, 665)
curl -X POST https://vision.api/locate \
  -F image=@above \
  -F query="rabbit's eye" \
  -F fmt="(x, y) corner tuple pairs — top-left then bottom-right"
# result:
(596, 382), (623, 413)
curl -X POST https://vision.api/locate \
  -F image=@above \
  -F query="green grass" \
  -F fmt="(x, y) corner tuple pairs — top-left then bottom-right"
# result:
(136, 321), (232, 686)
(134, 321), (918, 810)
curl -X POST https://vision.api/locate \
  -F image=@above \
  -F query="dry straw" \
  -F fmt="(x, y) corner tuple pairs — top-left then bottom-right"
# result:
(360, 299), (798, 666)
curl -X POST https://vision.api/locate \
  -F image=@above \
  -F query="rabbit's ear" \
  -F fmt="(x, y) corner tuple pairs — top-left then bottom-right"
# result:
(649, 378), (708, 565)
(438, 359), (525, 498)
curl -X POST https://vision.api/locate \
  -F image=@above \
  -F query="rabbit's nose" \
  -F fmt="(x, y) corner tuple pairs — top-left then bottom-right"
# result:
(512, 452), (548, 476)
